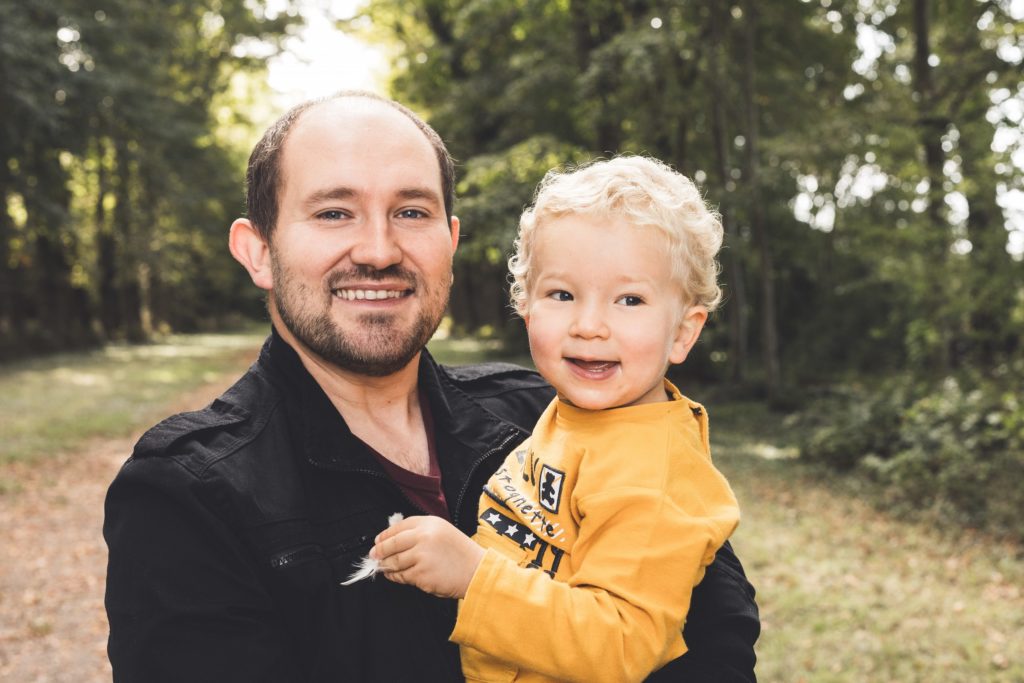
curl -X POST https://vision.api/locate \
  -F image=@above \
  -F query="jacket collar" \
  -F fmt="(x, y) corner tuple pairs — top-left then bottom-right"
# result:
(258, 327), (525, 480)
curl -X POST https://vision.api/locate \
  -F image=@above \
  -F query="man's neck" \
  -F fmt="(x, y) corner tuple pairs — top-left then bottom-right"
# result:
(274, 319), (432, 475)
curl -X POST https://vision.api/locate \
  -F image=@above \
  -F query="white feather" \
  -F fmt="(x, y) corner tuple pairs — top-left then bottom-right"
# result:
(339, 513), (404, 586)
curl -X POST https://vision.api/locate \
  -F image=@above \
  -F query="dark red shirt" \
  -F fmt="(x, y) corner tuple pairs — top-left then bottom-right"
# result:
(364, 394), (450, 520)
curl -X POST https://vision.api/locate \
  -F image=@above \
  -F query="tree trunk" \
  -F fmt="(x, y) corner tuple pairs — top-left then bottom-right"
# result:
(112, 138), (145, 342)
(912, 0), (953, 371)
(94, 136), (121, 339)
(742, 0), (780, 396)
(0, 175), (14, 340)
(708, 0), (748, 382)
(570, 0), (624, 153)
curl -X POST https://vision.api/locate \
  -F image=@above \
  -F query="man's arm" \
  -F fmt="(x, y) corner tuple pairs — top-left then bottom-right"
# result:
(645, 541), (760, 682)
(104, 456), (294, 683)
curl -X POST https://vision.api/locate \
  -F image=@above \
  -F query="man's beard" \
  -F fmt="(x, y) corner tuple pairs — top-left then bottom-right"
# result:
(272, 258), (449, 377)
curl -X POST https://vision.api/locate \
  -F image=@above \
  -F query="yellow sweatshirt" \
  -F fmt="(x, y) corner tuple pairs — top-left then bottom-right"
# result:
(451, 380), (740, 683)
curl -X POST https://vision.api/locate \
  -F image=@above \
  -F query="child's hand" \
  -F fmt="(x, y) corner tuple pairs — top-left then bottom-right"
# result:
(370, 516), (484, 599)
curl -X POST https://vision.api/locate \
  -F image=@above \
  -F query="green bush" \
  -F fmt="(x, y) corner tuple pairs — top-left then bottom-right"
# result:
(799, 375), (1024, 542)
(798, 384), (909, 470)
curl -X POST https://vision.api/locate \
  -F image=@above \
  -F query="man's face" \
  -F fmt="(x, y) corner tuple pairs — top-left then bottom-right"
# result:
(268, 99), (458, 376)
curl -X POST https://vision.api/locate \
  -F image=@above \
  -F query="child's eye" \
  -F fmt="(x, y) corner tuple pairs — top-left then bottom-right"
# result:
(548, 290), (573, 302)
(616, 295), (644, 306)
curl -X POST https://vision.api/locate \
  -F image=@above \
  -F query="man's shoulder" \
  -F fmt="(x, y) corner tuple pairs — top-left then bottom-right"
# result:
(437, 361), (554, 432)
(439, 361), (550, 397)
(128, 365), (280, 477)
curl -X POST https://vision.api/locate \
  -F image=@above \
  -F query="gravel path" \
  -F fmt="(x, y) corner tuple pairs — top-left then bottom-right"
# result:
(0, 377), (242, 682)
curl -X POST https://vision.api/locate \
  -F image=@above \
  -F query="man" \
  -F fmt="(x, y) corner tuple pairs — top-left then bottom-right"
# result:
(104, 91), (759, 682)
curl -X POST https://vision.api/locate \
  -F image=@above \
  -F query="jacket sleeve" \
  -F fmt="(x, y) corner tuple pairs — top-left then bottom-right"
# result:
(644, 540), (761, 682)
(104, 455), (295, 683)
(451, 452), (740, 683)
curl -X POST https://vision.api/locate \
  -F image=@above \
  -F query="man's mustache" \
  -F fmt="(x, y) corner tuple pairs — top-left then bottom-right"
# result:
(327, 265), (418, 289)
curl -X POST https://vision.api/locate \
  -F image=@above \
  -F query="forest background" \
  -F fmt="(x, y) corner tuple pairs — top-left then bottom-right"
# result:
(2, 0), (1023, 679)
(2, 0), (1024, 592)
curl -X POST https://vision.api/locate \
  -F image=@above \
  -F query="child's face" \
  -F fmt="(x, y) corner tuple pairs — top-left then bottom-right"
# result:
(524, 213), (706, 410)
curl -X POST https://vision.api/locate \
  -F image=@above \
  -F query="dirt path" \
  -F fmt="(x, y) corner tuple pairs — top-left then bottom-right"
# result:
(0, 372), (248, 683)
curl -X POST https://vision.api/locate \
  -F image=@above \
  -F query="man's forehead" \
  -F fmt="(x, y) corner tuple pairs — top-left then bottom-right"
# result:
(279, 97), (442, 197)
(291, 97), (427, 149)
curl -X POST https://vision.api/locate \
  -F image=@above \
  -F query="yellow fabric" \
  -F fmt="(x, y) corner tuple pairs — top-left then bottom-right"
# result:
(451, 380), (740, 683)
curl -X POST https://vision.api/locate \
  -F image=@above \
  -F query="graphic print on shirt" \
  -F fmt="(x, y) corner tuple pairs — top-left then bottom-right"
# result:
(479, 506), (566, 577)
(538, 464), (564, 513)
(483, 463), (567, 543)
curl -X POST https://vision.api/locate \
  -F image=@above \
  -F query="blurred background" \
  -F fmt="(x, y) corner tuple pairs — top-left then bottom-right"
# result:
(1, 0), (1022, 681)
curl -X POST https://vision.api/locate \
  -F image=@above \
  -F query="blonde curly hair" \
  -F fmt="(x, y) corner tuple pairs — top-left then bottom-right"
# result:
(508, 155), (723, 316)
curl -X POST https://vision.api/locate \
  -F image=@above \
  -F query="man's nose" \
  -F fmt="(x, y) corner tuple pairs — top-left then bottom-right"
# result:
(569, 302), (610, 340)
(350, 215), (402, 269)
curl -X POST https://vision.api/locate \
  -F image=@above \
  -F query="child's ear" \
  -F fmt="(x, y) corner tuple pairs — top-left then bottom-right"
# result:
(669, 305), (708, 365)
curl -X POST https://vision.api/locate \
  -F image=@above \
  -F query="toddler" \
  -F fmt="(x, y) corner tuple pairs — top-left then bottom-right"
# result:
(372, 156), (739, 683)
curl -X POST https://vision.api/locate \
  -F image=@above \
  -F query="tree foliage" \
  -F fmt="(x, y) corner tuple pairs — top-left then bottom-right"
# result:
(361, 0), (1024, 535)
(364, 0), (1024, 391)
(0, 0), (296, 357)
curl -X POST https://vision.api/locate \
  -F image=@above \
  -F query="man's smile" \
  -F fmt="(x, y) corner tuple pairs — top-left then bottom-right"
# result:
(332, 287), (413, 301)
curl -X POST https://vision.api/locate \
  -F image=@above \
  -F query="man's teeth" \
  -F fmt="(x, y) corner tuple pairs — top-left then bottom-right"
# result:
(334, 289), (407, 301)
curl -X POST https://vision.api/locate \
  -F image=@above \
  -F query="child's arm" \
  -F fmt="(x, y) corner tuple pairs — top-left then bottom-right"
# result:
(450, 485), (738, 683)
(371, 516), (484, 599)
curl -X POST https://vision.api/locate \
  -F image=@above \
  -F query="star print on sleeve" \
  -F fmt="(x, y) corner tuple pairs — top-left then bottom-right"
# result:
(479, 507), (539, 551)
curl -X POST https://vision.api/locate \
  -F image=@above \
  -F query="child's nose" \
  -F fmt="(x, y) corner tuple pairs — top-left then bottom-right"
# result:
(569, 305), (610, 340)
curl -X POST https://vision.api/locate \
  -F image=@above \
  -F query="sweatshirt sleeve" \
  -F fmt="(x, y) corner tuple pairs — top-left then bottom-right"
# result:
(451, 437), (739, 683)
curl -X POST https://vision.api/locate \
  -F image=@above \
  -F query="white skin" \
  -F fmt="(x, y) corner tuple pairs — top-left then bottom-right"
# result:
(372, 212), (707, 598)
(229, 97), (461, 475)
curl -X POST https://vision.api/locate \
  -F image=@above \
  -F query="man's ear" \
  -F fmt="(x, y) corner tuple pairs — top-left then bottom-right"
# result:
(229, 218), (273, 291)
(450, 215), (461, 252)
(669, 305), (708, 365)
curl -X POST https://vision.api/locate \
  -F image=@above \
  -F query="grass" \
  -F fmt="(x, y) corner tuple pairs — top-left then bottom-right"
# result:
(711, 401), (1024, 683)
(0, 329), (266, 464)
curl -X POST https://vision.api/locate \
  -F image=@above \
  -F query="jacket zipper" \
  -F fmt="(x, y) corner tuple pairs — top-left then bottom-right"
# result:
(451, 430), (523, 529)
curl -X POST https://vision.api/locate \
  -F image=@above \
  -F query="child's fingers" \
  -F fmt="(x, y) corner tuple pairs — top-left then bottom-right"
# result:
(371, 526), (418, 562)
(374, 516), (424, 545)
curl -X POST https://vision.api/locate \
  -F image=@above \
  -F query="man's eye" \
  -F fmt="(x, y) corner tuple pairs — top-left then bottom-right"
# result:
(397, 209), (427, 219)
(549, 290), (573, 302)
(317, 210), (346, 221)
(616, 295), (644, 306)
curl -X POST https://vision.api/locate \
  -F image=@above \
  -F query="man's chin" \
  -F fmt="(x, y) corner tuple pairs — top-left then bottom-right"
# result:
(315, 323), (439, 376)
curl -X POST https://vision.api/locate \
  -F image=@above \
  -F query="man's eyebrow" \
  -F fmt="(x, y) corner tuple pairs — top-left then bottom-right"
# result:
(303, 187), (357, 208)
(396, 187), (442, 205)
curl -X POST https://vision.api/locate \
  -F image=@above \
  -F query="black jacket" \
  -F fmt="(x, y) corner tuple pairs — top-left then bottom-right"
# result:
(104, 330), (759, 682)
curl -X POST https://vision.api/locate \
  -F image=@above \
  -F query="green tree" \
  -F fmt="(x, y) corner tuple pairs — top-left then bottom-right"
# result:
(0, 0), (296, 357)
